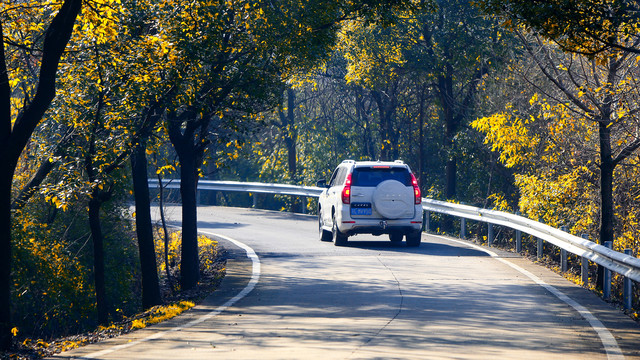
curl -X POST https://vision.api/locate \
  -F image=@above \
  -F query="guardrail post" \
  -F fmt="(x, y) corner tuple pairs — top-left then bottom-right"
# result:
(488, 223), (494, 247)
(424, 211), (429, 232)
(624, 249), (633, 310)
(604, 241), (612, 300)
(197, 190), (201, 205)
(581, 234), (589, 286)
(560, 226), (568, 272)
(302, 197), (307, 214)
(515, 212), (522, 253)
(537, 237), (543, 262)
(252, 193), (257, 208)
(460, 218), (466, 239)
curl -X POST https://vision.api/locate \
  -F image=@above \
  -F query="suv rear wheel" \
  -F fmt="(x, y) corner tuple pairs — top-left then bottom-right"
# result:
(389, 232), (403, 243)
(319, 210), (332, 242)
(406, 231), (422, 247)
(332, 213), (349, 246)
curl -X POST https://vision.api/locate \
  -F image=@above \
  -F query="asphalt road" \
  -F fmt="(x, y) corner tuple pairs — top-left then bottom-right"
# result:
(55, 206), (640, 360)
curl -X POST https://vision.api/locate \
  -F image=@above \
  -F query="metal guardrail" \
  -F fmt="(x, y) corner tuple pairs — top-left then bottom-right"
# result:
(149, 179), (324, 198)
(421, 199), (640, 283)
(149, 179), (640, 284)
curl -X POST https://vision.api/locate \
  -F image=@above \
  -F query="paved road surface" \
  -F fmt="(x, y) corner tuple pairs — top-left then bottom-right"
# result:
(55, 206), (640, 359)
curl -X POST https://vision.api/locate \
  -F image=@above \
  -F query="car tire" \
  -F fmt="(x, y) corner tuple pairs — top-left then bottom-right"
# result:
(319, 211), (332, 242)
(406, 231), (422, 247)
(389, 232), (403, 243)
(332, 213), (349, 246)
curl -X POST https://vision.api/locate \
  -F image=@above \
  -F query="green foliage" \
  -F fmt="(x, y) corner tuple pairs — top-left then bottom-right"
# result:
(11, 208), (93, 338)
(10, 196), (141, 339)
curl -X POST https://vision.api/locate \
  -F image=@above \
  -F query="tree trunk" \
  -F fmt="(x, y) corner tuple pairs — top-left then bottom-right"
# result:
(11, 157), (56, 211)
(445, 160), (457, 199)
(597, 120), (615, 289)
(438, 68), (458, 200)
(157, 174), (176, 295)
(0, 0), (82, 349)
(179, 151), (200, 290)
(280, 88), (300, 213)
(285, 88), (297, 183)
(372, 90), (397, 160)
(12, 128), (72, 211)
(88, 195), (109, 324)
(355, 87), (374, 160)
(131, 141), (162, 308)
(418, 86), (427, 193)
(167, 114), (208, 291)
(0, 167), (12, 350)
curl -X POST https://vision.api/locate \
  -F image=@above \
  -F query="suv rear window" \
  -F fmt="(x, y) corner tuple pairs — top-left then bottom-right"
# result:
(351, 167), (411, 187)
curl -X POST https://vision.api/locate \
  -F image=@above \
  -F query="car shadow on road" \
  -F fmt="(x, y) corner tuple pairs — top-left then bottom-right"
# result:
(337, 239), (489, 257)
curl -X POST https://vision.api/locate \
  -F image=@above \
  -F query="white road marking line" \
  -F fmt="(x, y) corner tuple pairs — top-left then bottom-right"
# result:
(77, 232), (260, 359)
(435, 235), (624, 360)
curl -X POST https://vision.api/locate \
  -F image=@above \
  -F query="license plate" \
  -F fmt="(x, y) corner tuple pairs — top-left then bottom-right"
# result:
(351, 203), (372, 216)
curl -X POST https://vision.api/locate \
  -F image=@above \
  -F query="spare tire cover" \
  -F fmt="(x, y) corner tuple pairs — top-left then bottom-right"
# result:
(372, 180), (413, 219)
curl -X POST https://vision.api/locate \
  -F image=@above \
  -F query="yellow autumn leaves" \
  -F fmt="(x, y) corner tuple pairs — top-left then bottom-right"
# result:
(130, 301), (195, 330)
(474, 86), (640, 251)
(340, 21), (409, 86)
(472, 110), (538, 169)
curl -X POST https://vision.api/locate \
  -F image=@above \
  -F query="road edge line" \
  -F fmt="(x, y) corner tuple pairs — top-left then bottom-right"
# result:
(77, 232), (260, 359)
(433, 235), (624, 360)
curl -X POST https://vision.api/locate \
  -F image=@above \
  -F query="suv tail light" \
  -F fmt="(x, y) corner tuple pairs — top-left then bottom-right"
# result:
(411, 174), (421, 205)
(341, 173), (352, 204)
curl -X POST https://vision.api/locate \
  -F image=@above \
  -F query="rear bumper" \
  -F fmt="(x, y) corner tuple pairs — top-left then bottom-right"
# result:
(342, 223), (422, 236)
(336, 205), (423, 236)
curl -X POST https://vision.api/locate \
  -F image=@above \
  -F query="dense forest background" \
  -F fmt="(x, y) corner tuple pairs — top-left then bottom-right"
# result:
(1, 0), (639, 351)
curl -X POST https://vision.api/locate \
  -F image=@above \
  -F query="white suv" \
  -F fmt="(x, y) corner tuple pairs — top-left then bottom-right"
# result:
(317, 160), (423, 246)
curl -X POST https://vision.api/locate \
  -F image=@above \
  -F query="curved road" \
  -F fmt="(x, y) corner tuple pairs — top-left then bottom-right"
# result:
(56, 206), (640, 359)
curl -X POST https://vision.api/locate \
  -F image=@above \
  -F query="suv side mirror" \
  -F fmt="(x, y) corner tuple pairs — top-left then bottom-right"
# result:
(316, 179), (328, 188)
